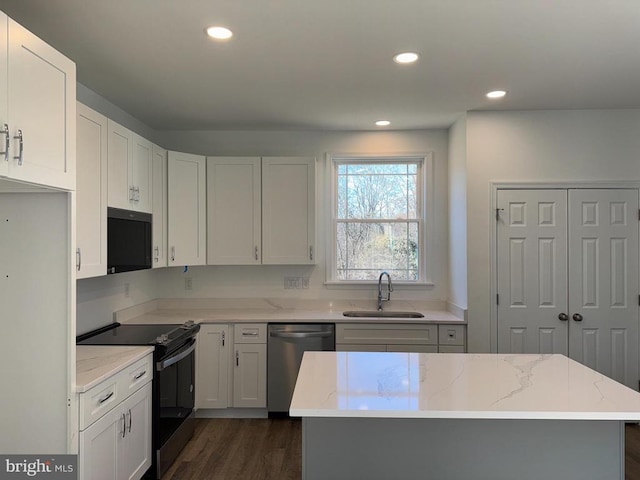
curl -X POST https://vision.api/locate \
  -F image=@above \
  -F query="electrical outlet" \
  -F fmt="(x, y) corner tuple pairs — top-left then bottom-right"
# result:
(185, 277), (193, 290)
(124, 283), (130, 298)
(301, 277), (310, 289)
(284, 276), (296, 289)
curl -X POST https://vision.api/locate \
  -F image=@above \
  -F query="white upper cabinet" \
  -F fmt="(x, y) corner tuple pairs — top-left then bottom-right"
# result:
(207, 157), (261, 265)
(167, 151), (206, 266)
(262, 156), (316, 264)
(207, 156), (316, 265)
(107, 120), (152, 213)
(152, 144), (167, 268)
(76, 103), (107, 279)
(0, 14), (75, 190)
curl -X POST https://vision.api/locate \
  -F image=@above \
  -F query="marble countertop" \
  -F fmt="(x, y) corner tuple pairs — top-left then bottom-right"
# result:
(115, 298), (464, 326)
(76, 345), (154, 393)
(289, 352), (640, 420)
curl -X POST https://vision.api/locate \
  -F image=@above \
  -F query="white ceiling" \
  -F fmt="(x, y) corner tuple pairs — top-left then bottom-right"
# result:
(0, 0), (639, 131)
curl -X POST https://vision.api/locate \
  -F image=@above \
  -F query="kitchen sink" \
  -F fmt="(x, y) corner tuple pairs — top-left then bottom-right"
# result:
(342, 310), (425, 318)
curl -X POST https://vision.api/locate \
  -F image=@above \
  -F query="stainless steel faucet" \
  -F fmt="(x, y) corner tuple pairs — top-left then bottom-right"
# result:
(377, 272), (393, 311)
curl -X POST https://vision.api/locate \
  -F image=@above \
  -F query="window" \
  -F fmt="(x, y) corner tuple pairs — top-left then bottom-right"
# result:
(328, 154), (432, 284)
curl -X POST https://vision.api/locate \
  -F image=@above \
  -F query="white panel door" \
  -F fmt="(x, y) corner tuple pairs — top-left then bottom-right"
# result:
(76, 103), (107, 279)
(107, 120), (133, 210)
(568, 189), (639, 387)
(117, 383), (152, 480)
(167, 151), (206, 266)
(207, 157), (261, 265)
(6, 18), (75, 190)
(152, 144), (167, 268)
(262, 156), (316, 264)
(497, 190), (569, 354)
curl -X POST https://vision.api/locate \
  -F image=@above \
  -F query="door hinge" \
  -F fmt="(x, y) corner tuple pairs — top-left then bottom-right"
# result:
(496, 294), (500, 305)
(496, 208), (504, 221)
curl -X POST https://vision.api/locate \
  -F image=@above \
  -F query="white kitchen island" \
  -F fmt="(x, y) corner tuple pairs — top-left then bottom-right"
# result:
(290, 352), (640, 480)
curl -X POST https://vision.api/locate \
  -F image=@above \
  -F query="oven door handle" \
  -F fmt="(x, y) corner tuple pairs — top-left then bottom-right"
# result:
(156, 338), (196, 371)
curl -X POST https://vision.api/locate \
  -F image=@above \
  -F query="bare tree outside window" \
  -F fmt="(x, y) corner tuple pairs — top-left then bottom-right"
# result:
(335, 161), (421, 281)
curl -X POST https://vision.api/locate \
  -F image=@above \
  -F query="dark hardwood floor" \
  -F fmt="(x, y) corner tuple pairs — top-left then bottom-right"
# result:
(163, 419), (640, 480)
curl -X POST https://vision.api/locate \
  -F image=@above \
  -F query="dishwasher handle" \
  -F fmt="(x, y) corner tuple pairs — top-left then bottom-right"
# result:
(269, 330), (333, 339)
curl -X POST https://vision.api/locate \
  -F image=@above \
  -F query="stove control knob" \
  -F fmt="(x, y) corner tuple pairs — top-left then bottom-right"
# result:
(182, 320), (195, 329)
(155, 334), (169, 344)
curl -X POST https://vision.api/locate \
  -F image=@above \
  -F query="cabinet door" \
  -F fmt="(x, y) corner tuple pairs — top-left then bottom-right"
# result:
(0, 13), (7, 179)
(196, 325), (229, 409)
(118, 383), (152, 480)
(79, 409), (119, 480)
(132, 134), (153, 213)
(233, 343), (267, 408)
(167, 151), (206, 266)
(107, 120), (133, 210)
(207, 157), (261, 265)
(76, 103), (107, 279)
(6, 18), (75, 190)
(386, 344), (438, 353)
(152, 144), (167, 268)
(262, 157), (316, 264)
(336, 344), (386, 352)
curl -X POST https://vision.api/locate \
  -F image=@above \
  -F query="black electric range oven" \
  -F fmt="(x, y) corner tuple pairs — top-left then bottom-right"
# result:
(77, 321), (200, 479)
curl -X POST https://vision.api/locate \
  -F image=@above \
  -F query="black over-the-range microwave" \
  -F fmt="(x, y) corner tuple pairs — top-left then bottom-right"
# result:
(107, 207), (152, 274)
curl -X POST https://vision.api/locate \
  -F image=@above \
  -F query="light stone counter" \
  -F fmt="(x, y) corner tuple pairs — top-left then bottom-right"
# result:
(76, 345), (154, 392)
(290, 352), (640, 420)
(114, 298), (464, 325)
(292, 352), (640, 480)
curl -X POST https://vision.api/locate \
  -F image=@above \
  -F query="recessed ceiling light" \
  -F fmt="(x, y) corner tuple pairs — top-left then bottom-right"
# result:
(486, 90), (507, 99)
(206, 26), (233, 40)
(393, 52), (419, 64)
(375, 120), (391, 126)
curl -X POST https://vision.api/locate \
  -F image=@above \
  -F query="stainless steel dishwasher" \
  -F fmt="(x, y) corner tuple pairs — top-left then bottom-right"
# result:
(268, 323), (335, 416)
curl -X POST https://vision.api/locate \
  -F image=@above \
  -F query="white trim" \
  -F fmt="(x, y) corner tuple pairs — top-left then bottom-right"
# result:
(325, 152), (434, 286)
(489, 180), (640, 353)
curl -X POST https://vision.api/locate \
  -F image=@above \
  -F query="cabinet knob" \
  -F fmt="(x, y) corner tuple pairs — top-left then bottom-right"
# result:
(558, 313), (568, 321)
(572, 313), (583, 322)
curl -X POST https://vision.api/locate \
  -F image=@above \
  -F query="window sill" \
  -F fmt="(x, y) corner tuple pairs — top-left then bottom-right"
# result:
(324, 281), (435, 290)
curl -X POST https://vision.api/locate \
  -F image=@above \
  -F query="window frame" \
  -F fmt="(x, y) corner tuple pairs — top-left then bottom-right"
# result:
(325, 153), (434, 287)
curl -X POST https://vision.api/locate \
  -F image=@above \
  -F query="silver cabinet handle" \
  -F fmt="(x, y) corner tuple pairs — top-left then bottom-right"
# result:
(76, 248), (81, 271)
(242, 331), (259, 336)
(236, 350), (239, 367)
(154, 246), (159, 262)
(98, 391), (114, 404)
(0, 124), (8, 161)
(222, 331), (225, 347)
(309, 246), (313, 261)
(129, 186), (135, 201)
(128, 408), (132, 433)
(171, 246), (175, 262)
(255, 246), (259, 261)
(133, 370), (146, 380)
(121, 413), (126, 438)
(133, 186), (140, 202)
(13, 129), (23, 165)
(269, 331), (333, 339)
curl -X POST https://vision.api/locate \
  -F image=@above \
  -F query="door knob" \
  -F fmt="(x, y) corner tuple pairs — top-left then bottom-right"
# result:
(558, 313), (568, 321)
(572, 313), (583, 322)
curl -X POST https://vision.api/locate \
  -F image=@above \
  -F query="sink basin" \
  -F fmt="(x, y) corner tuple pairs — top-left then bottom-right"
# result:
(343, 310), (425, 318)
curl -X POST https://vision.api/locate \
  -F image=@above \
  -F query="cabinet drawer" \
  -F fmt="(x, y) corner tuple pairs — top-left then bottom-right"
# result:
(79, 353), (153, 431)
(336, 324), (437, 345)
(438, 345), (466, 353)
(336, 344), (387, 352)
(438, 325), (466, 347)
(234, 323), (267, 343)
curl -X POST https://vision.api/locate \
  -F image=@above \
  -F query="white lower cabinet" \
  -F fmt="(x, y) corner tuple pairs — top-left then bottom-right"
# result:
(78, 354), (153, 480)
(233, 324), (267, 408)
(196, 323), (267, 410)
(196, 324), (230, 409)
(336, 323), (466, 353)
